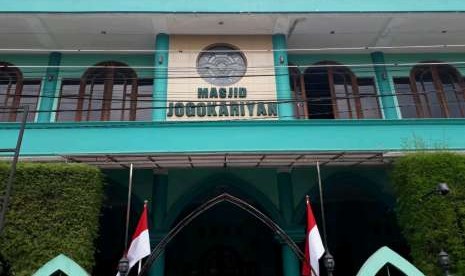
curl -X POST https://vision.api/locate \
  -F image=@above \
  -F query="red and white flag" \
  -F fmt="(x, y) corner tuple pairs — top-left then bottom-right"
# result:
(302, 196), (325, 276)
(118, 202), (151, 275)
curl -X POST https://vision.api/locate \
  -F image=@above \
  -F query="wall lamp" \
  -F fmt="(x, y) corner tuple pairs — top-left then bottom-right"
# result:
(438, 250), (452, 276)
(421, 184), (455, 276)
(117, 256), (129, 276)
(323, 251), (335, 276)
(158, 55), (164, 65)
(421, 182), (450, 201)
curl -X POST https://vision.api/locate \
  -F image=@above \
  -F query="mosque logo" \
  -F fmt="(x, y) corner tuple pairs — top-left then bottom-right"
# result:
(197, 45), (247, 86)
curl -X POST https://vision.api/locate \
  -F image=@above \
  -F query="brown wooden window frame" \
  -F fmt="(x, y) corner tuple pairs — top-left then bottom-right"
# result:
(0, 62), (42, 122)
(409, 63), (465, 118)
(57, 61), (145, 122)
(290, 62), (381, 119)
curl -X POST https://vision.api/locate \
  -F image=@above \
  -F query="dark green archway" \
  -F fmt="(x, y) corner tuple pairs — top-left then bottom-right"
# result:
(162, 172), (285, 230)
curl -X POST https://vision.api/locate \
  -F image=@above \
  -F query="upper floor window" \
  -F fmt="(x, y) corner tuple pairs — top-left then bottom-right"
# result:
(0, 63), (41, 122)
(56, 61), (153, 122)
(290, 62), (381, 119)
(394, 63), (465, 118)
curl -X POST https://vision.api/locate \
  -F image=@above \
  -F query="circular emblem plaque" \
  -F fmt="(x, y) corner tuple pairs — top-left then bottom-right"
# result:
(197, 45), (247, 86)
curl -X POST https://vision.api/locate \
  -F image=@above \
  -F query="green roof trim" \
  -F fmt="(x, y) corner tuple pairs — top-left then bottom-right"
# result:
(356, 246), (425, 276)
(32, 254), (89, 276)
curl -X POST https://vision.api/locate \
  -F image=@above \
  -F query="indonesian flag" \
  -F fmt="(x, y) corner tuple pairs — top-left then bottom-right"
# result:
(302, 196), (325, 276)
(118, 202), (151, 275)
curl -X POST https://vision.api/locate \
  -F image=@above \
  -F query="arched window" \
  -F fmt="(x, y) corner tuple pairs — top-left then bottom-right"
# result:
(57, 61), (153, 121)
(299, 62), (381, 119)
(409, 63), (465, 118)
(0, 62), (41, 122)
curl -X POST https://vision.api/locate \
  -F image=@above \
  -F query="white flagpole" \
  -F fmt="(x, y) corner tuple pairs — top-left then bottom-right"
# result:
(316, 161), (329, 249)
(317, 161), (336, 276)
(124, 163), (134, 250)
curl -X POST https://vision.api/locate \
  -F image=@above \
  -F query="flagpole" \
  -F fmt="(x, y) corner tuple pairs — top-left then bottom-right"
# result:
(316, 161), (328, 248)
(316, 161), (336, 276)
(124, 163), (134, 250)
(137, 199), (148, 274)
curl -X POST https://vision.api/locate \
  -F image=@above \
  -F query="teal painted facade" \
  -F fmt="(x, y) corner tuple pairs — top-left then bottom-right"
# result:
(272, 34), (295, 120)
(153, 34), (170, 121)
(1, 3), (463, 276)
(371, 52), (400, 120)
(1, 51), (464, 152)
(37, 52), (61, 123)
(1, 0), (465, 13)
(0, 119), (463, 155)
(0, 42), (461, 276)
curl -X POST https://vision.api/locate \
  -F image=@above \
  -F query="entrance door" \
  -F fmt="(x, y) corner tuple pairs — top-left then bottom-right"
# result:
(165, 202), (282, 276)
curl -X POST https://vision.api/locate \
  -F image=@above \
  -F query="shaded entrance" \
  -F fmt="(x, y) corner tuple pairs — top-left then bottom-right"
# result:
(140, 192), (304, 275)
(165, 202), (282, 275)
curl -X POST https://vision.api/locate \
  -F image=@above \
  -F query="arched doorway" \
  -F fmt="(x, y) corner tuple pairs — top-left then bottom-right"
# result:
(165, 201), (282, 276)
(139, 180), (304, 276)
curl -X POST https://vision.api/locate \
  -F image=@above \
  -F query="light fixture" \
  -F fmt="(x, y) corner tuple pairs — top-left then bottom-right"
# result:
(436, 183), (450, 196)
(279, 55), (285, 64)
(381, 71), (387, 80)
(323, 252), (335, 276)
(158, 55), (164, 64)
(438, 250), (451, 276)
(421, 182), (450, 200)
(118, 256), (130, 276)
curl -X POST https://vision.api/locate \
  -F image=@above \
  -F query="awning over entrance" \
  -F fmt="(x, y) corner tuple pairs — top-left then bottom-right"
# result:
(11, 151), (401, 169)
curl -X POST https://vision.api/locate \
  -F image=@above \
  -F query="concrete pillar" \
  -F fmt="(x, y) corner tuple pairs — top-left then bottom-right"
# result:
(150, 251), (165, 276)
(148, 171), (168, 276)
(277, 168), (294, 225)
(272, 34), (295, 120)
(148, 232), (166, 276)
(153, 33), (170, 121)
(282, 244), (301, 276)
(37, 52), (61, 122)
(371, 51), (400, 119)
(152, 171), (168, 230)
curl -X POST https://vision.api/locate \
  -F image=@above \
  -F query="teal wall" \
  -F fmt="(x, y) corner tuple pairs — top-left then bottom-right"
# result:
(1, 0), (465, 13)
(1, 119), (464, 155)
